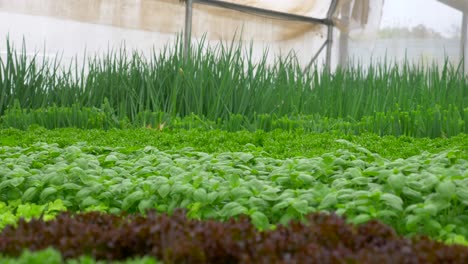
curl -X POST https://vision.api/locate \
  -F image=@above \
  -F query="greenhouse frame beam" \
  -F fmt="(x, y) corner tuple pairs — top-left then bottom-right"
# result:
(184, 0), (337, 70)
(192, 0), (333, 26)
(325, 0), (339, 71)
(437, 0), (468, 73)
(437, 0), (468, 12)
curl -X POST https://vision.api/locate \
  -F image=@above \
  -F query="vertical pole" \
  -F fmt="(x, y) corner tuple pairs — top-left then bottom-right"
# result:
(326, 25), (334, 72)
(461, 11), (467, 74)
(184, 0), (193, 62)
(325, 0), (339, 72)
(338, 1), (351, 69)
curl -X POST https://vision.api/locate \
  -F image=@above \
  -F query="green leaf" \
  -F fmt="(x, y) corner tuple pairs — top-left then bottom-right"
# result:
(380, 193), (403, 211)
(297, 174), (315, 185)
(279, 212), (296, 226)
(456, 188), (468, 206)
(171, 184), (191, 195)
(402, 187), (422, 201)
(69, 167), (85, 179)
(75, 187), (95, 201)
(157, 184), (171, 198)
(16, 204), (44, 220)
(122, 190), (145, 211)
(221, 202), (248, 218)
(251, 211), (270, 230)
(350, 177), (368, 186)
(0, 179), (22, 191)
(0, 211), (16, 229)
(248, 197), (269, 210)
(436, 181), (456, 200)
(9, 177), (25, 187)
(388, 173), (405, 192)
(228, 174), (240, 188)
(47, 199), (67, 213)
(78, 173), (99, 186)
(420, 172), (439, 191)
(7, 168), (30, 178)
(22, 187), (39, 202)
(291, 200), (309, 215)
(319, 193), (337, 209)
(425, 219), (442, 231)
(376, 210), (398, 219)
(446, 235), (468, 246)
(247, 179), (264, 194)
(200, 206), (218, 219)
(272, 200), (292, 213)
(105, 154), (119, 163)
(193, 188), (207, 203)
(239, 153), (254, 163)
(406, 214), (422, 231)
(429, 196), (451, 212)
(138, 199), (154, 214)
(230, 187), (252, 199)
(352, 214), (371, 225)
(422, 203), (439, 216)
(44, 172), (64, 186)
(81, 197), (100, 209)
(207, 192), (218, 203)
(187, 202), (202, 219)
(259, 189), (279, 201)
(347, 167), (362, 178)
(274, 176), (291, 186)
(39, 187), (58, 202)
(75, 157), (89, 170)
(61, 183), (82, 191)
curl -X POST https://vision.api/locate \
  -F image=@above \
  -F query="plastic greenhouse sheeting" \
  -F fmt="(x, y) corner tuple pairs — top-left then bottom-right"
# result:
(0, 0), (466, 70)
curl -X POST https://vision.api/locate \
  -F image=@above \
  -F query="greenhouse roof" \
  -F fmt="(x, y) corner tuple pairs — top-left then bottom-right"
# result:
(437, 0), (468, 12)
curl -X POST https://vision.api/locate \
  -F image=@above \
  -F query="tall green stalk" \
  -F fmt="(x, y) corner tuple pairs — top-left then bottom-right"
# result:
(0, 37), (466, 136)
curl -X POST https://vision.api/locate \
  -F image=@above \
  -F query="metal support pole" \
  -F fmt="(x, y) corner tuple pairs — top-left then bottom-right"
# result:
(338, 1), (351, 69)
(325, 25), (334, 72)
(304, 39), (328, 74)
(461, 11), (467, 74)
(184, 0), (193, 62)
(325, 0), (339, 72)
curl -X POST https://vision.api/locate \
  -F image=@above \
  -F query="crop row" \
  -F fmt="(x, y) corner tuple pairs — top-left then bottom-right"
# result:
(1, 38), (466, 136)
(0, 248), (159, 264)
(1, 128), (466, 160)
(0, 142), (467, 244)
(1, 103), (466, 137)
(2, 210), (468, 263)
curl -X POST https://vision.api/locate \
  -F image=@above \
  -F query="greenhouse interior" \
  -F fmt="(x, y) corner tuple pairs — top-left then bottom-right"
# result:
(0, 0), (467, 263)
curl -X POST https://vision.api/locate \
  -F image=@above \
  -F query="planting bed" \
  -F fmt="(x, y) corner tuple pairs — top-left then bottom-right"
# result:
(0, 137), (467, 263)
(0, 39), (467, 263)
(2, 210), (468, 263)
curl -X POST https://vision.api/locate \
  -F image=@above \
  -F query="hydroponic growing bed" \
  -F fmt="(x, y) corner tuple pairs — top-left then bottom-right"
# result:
(0, 39), (467, 263)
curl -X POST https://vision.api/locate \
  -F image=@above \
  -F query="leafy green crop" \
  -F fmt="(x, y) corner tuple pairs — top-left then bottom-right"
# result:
(0, 248), (160, 264)
(2, 210), (468, 263)
(0, 141), (467, 244)
(2, 105), (466, 137)
(0, 128), (466, 160)
(1, 38), (466, 137)
(0, 199), (66, 229)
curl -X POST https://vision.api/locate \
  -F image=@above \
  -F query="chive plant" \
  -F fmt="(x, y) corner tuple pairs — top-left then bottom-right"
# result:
(0, 37), (466, 136)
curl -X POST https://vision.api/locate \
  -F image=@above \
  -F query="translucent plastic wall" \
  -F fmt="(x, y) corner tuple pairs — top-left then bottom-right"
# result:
(1, 0), (463, 71)
(190, 2), (328, 68)
(0, 0), (334, 69)
(0, 0), (185, 67)
(341, 0), (467, 70)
